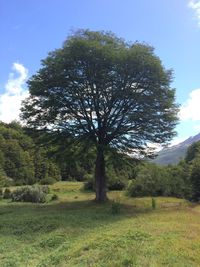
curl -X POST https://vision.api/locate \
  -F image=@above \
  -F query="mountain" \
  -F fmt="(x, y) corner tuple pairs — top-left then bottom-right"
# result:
(153, 133), (200, 165)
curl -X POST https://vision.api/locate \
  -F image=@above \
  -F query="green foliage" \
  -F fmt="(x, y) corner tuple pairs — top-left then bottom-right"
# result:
(185, 141), (200, 163)
(0, 122), (61, 186)
(0, 167), (12, 187)
(183, 142), (200, 201)
(189, 158), (200, 201)
(127, 162), (190, 198)
(3, 188), (11, 199)
(11, 185), (47, 203)
(21, 29), (178, 201)
(21, 30), (178, 153)
(127, 163), (169, 197)
(167, 161), (192, 199)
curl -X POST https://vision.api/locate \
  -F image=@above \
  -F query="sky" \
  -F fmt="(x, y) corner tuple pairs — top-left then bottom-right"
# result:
(1, 0), (200, 145)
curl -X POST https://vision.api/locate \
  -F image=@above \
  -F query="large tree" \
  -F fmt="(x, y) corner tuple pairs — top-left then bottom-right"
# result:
(21, 30), (178, 202)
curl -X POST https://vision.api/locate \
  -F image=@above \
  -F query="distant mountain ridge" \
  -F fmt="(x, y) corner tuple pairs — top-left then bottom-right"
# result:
(153, 132), (200, 165)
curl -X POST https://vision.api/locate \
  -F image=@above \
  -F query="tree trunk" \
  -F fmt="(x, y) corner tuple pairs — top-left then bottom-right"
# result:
(95, 145), (107, 202)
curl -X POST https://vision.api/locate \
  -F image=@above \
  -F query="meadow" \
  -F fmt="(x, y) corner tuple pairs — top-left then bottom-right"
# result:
(0, 182), (200, 267)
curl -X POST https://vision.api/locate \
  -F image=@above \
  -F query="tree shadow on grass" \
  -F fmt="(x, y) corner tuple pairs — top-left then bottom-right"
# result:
(0, 198), (156, 239)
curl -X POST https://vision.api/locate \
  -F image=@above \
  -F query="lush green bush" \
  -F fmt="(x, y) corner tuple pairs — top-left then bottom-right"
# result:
(11, 185), (47, 203)
(126, 163), (190, 198)
(127, 164), (168, 197)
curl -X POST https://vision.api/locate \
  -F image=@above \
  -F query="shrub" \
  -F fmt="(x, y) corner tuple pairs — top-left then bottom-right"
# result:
(3, 188), (11, 199)
(126, 163), (174, 197)
(40, 177), (57, 185)
(11, 185), (46, 203)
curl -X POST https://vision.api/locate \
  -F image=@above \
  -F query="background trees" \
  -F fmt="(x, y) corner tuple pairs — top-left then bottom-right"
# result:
(21, 30), (178, 201)
(0, 122), (61, 186)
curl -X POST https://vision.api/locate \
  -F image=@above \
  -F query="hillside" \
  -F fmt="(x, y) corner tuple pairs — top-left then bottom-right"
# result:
(153, 132), (200, 165)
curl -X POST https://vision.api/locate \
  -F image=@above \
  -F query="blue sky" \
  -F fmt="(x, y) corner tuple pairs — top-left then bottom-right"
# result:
(1, 0), (200, 145)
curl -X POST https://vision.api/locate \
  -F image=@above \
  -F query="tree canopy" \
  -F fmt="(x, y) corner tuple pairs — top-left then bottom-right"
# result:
(21, 29), (178, 201)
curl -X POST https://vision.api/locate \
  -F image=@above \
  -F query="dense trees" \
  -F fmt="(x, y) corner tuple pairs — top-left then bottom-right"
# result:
(0, 122), (60, 186)
(0, 121), (137, 188)
(21, 30), (178, 201)
(184, 141), (200, 201)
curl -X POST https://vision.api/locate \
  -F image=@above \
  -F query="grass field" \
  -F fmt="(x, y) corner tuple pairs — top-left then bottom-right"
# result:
(0, 182), (200, 267)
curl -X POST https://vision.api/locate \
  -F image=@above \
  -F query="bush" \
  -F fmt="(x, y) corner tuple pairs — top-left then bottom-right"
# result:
(11, 185), (46, 203)
(40, 177), (57, 185)
(3, 188), (11, 199)
(126, 163), (176, 198)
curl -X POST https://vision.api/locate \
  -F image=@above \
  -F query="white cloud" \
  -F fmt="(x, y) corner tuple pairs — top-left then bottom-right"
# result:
(179, 88), (200, 121)
(0, 63), (29, 123)
(188, 0), (200, 26)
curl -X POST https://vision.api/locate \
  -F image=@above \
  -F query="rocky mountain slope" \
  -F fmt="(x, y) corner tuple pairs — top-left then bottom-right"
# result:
(153, 133), (200, 165)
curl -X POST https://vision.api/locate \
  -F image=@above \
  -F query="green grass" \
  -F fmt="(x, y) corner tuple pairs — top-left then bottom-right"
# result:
(0, 182), (200, 266)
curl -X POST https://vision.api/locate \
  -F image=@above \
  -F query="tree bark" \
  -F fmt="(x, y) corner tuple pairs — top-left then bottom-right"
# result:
(95, 144), (107, 202)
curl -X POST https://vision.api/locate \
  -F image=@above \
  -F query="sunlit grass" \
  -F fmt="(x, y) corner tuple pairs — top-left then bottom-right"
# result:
(0, 181), (199, 266)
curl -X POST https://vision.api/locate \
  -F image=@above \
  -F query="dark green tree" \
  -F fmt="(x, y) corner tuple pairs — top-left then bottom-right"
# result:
(190, 158), (200, 201)
(185, 141), (200, 163)
(21, 30), (178, 202)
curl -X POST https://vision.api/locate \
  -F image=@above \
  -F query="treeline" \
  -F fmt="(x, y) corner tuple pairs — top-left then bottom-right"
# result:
(1, 121), (200, 202)
(0, 121), (137, 188)
(0, 122), (60, 186)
